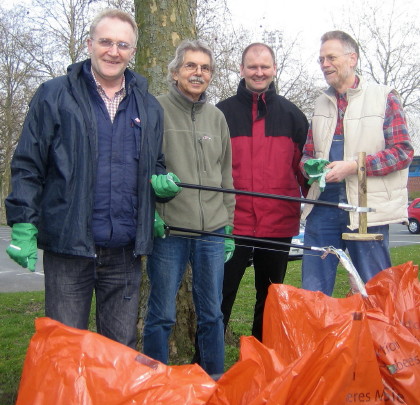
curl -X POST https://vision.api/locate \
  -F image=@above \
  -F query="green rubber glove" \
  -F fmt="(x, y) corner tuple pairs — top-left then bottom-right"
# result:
(304, 159), (331, 191)
(151, 172), (182, 198)
(6, 223), (38, 272)
(154, 210), (166, 238)
(224, 225), (235, 263)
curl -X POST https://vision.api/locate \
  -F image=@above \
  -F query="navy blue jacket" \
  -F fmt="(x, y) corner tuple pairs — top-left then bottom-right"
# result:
(5, 60), (166, 257)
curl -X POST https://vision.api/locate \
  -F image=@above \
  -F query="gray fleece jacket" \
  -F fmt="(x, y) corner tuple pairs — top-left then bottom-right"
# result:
(156, 85), (235, 234)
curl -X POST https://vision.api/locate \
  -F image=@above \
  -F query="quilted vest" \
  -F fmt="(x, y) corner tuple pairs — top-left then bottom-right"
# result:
(302, 77), (408, 229)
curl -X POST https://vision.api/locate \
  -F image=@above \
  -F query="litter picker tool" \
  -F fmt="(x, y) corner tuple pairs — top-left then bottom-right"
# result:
(164, 225), (325, 254)
(175, 182), (375, 213)
(164, 225), (367, 296)
(342, 152), (383, 241)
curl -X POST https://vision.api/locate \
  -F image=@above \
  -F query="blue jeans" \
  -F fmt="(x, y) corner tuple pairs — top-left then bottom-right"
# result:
(143, 229), (225, 375)
(43, 246), (142, 349)
(302, 204), (391, 295)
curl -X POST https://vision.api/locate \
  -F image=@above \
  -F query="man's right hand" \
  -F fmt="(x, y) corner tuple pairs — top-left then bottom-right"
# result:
(6, 223), (38, 272)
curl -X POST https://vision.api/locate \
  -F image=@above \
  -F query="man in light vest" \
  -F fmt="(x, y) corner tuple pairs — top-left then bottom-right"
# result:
(300, 30), (414, 295)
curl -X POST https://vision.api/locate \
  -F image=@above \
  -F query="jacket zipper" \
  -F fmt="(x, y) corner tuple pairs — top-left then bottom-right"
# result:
(191, 103), (205, 230)
(198, 138), (207, 172)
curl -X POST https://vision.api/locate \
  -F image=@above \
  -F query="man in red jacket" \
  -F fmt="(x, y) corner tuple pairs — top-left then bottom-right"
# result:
(217, 43), (309, 340)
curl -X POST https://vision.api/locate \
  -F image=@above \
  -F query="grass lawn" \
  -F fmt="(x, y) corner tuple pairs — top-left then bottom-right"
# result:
(1, 245), (419, 404)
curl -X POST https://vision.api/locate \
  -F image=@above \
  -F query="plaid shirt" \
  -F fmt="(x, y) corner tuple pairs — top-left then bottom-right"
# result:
(91, 68), (126, 122)
(302, 77), (413, 176)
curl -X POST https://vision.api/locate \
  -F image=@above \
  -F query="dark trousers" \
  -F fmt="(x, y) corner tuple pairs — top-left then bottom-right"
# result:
(222, 236), (291, 341)
(44, 245), (141, 349)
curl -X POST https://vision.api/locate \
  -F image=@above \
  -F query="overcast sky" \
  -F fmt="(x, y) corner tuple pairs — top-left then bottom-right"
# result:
(226, 0), (419, 63)
(227, 0), (348, 49)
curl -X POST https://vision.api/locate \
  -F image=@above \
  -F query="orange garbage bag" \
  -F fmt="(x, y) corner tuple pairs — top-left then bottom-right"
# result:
(207, 336), (289, 405)
(365, 262), (420, 341)
(262, 284), (386, 404)
(16, 317), (217, 405)
(364, 262), (420, 404)
(211, 329), (387, 405)
(364, 307), (420, 404)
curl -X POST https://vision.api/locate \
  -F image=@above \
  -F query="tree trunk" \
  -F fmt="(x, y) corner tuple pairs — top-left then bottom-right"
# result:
(135, 0), (196, 96)
(134, 0), (198, 364)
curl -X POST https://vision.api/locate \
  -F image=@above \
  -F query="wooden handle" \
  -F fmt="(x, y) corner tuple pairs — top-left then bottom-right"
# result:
(358, 152), (367, 234)
(342, 151), (383, 241)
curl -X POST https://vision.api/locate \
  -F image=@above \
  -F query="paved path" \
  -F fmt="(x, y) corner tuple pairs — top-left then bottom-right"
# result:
(0, 224), (419, 293)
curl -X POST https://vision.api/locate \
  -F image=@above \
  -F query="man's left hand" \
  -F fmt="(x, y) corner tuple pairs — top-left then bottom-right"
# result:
(153, 210), (166, 238)
(224, 225), (235, 263)
(325, 161), (358, 183)
(151, 172), (182, 198)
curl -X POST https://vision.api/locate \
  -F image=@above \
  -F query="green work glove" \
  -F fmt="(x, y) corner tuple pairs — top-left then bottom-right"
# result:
(304, 159), (331, 191)
(153, 210), (166, 238)
(151, 172), (182, 198)
(6, 223), (38, 272)
(224, 225), (235, 263)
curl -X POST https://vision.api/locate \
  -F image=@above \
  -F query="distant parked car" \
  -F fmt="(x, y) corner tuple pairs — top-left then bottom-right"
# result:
(289, 223), (305, 260)
(407, 198), (420, 234)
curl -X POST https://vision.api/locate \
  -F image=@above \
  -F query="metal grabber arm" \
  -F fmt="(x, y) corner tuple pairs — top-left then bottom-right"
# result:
(175, 182), (375, 213)
(164, 225), (326, 254)
(163, 226), (367, 296)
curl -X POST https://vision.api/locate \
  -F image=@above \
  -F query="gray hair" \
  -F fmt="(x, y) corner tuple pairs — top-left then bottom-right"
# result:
(167, 39), (215, 84)
(320, 30), (359, 58)
(90, 9), (138, 46)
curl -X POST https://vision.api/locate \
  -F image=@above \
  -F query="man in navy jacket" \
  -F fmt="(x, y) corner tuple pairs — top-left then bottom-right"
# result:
(5, 9), (178, 348)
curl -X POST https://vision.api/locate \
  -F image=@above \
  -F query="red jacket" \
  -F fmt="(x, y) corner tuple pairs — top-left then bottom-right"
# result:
(216, 80), (308, 238)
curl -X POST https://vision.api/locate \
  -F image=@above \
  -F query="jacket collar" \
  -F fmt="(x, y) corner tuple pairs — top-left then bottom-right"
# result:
(236, 78), (277, 105)
(325, 75), (366, 99)
(67, 59), (148, 96)
(167, 83), (207, 113)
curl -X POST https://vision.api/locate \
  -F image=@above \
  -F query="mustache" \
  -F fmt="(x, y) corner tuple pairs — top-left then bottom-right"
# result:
(189, 76), (205, 84)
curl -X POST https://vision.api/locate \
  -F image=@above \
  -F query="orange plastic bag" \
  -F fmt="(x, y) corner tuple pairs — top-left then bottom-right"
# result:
(208, 336), (289, 405)
(364, 308), (420, 404)
(364, 262), (420, 404)
(212, 331), (386, 405)
(262, 284), (386, 404)
(365, 262), (420, 341)
(16, 318), (216, 405)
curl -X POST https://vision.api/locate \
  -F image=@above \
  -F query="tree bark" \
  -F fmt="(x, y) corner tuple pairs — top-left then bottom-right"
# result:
(134, 0), (198, 364)
(135, 0), (196, 96)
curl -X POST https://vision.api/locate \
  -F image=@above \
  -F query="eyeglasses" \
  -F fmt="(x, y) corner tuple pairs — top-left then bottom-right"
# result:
(183, 62), (212, 74)
(317, 53), (352, 65)
(91, 38), (135, 51)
